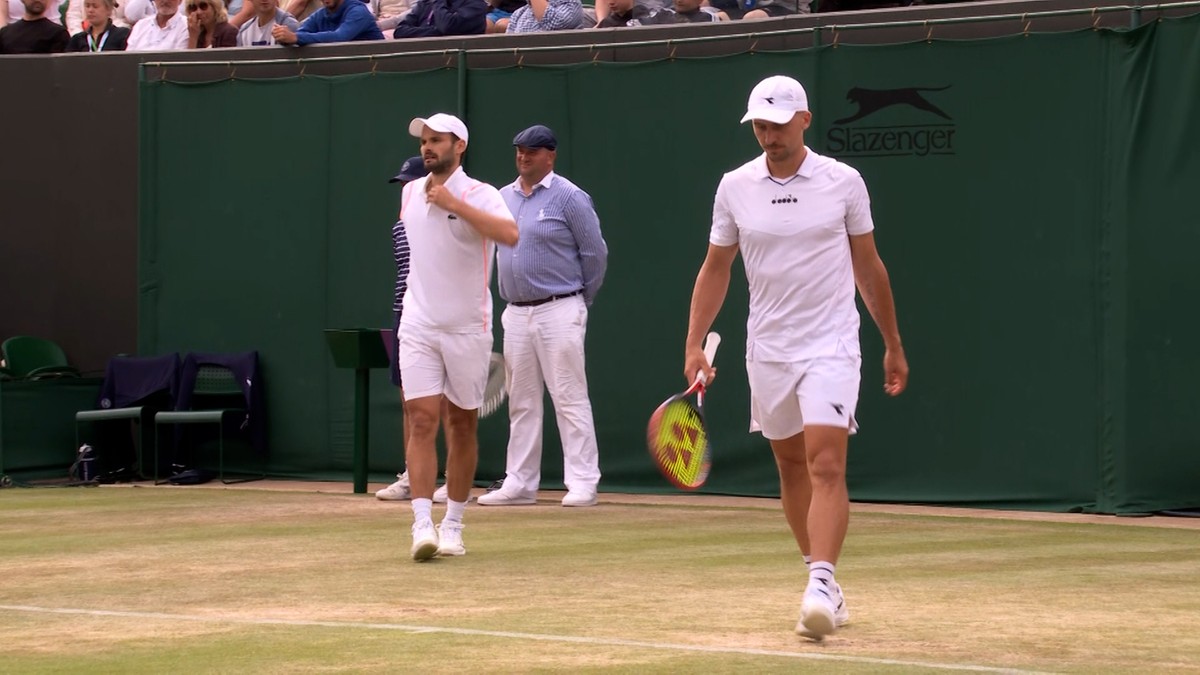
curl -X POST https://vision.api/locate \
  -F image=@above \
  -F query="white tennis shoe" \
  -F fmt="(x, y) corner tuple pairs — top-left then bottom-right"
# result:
(477, 488), (537, 506)
(833, 582), (850, 627)
(796, 582), (841, 640)
(375, 472), (411, 501)
(436, 521), (466, 556)
(410, 519), (439, 561)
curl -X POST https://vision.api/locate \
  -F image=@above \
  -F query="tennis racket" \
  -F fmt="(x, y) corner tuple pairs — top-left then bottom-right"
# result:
(647, 332), (721, 490)
(479, 352), (508, 419)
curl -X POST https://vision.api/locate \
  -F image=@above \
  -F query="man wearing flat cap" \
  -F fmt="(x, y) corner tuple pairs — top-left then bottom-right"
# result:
(477, 124), (608, 509)
(398, 113), (518, 562)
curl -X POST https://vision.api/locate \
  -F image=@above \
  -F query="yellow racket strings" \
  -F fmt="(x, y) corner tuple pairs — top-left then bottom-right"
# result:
(653, 401), (708, 486)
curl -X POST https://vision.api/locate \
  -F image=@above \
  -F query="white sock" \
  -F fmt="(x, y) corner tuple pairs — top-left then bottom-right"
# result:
(412, 498), (433, 524)
(808, 561), (836, 590)
(444, 498), (467, 524)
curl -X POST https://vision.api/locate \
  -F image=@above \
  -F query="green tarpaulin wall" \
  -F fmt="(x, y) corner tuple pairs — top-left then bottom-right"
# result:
(138, 15), (1200, 513)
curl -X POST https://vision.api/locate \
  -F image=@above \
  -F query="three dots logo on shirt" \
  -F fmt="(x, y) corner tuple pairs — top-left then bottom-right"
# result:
(771, 195), (798, 205)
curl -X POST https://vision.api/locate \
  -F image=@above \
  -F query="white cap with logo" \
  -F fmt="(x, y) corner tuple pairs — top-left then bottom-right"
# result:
(740, 75), (809, 124)
(408, 113), (470, 144)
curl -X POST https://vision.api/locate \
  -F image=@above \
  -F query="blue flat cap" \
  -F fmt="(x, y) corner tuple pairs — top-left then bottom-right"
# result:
(512, 124), (558, 150)
(389, 156), (428, 184)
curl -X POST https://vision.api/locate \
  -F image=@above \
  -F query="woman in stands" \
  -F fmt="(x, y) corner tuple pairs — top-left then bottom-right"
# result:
(66, 0), (130, 50)
(185, 0), (235, 47)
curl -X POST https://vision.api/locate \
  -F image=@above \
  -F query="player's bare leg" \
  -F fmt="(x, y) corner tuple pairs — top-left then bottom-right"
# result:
(442, 402), (479, 504)
(432, 401), (478, 557)
(792, 424), (850, 638)
(803, 425), (850, 563)
(406, 394), (443, 560)
(405, 395), (442, 499)
(770, 432), (812, 555)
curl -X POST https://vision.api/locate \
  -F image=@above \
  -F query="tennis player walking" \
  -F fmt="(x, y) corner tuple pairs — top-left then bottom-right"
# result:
(399, 113), (518, 561)
(683, 75), (908, 639)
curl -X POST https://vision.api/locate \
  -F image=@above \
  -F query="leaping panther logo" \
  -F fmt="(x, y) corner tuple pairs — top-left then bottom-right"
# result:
(833, 86), (952, 125)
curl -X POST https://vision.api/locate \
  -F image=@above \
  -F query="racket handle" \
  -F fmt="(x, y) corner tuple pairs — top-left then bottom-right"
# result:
(696, 332), (721, 385)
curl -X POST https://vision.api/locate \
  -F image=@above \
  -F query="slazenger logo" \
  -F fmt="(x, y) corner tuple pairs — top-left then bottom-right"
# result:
(826, 86), (956, 158)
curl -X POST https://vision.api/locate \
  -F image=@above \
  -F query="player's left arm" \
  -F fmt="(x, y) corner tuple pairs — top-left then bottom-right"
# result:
(849, 231), (908, 396)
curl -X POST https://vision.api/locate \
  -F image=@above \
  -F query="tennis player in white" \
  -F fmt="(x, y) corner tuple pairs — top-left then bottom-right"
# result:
(399, 113), (519, 561)
(683, 76), (909, 639)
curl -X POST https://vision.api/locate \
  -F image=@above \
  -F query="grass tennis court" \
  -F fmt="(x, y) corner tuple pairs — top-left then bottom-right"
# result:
(2, 483), (1198, 673)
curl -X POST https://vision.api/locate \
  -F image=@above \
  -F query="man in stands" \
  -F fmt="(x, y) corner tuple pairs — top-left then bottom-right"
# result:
(0, 0), (69, 53)
(125, 0), (187, 50)
(391, 0), (486, 38)
(272, 0), (383, 44)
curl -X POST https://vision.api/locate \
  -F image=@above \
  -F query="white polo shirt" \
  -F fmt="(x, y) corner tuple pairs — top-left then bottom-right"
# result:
(710, 147), (875, 363)
(125, 10), (187, 51)
(399, 166), (511, 334)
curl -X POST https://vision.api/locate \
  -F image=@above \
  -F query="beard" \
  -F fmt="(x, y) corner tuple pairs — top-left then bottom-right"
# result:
(425, 154), (455, 175)
(26, 0), (47, 15)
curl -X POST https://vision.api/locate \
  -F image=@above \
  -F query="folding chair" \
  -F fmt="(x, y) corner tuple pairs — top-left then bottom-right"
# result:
(75, 353), (180, 480)
(154, 352), (265, 484)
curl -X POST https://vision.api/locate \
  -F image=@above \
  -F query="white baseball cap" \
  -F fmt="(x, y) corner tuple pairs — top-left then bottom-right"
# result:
(740, 75), (809, 124)
(408, 113), (469, 144)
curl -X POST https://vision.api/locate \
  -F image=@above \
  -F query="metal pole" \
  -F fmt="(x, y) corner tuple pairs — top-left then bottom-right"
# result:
(352, 367), (370, 494)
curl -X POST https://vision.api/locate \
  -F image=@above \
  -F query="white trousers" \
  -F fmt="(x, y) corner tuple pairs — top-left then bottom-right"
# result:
(501, 295), (600, 494)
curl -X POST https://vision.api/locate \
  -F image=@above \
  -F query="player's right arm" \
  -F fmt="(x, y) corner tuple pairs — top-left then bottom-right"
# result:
(685, 244), (738, 385)
(685, 177), (739, 385)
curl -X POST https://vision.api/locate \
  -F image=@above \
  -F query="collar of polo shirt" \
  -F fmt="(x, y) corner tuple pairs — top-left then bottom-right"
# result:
(751, 145), (817, 181)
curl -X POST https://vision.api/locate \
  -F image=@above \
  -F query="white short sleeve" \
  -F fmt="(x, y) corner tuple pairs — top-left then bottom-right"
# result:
(845, 171), (875, 236)
(462, 183), (513, 221)
(710, 175), (739, 247)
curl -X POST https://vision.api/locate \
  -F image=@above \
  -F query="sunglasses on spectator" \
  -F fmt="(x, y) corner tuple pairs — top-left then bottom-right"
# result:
(187, 2), (210, 9)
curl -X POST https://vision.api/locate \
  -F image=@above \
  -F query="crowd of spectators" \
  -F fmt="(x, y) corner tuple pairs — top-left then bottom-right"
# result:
(1, 0), (906, 54)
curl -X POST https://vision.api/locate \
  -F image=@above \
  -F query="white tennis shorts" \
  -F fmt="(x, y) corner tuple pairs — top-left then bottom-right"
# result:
(747, 351), (862, 440)
(397, 327), (492, 410)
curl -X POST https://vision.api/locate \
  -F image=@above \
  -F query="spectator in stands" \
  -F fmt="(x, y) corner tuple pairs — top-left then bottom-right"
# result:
(5, 0), (64, 27)
(0, 0), (69, 52)
(663, 0), (726, 21)
(185, 0), (235, 46)
(391, 0), (485, 38)
(370, 0), (411, 33)
(282, 0), (318, 21)
(594, 0), (660, 26)
(273, 0), (383, 44)
(505, 0), (581, 32)
(226, 0), (252, 28)
(235, 0), (297, 44)
(709, 0), (804, 19)
(66, 0), (130, 49)
(483, 0), (519, 32)
(126, 0), (187, 50)
(64, 0), (133, 34)
(592, 0), (672, 26)
(120, 0), (169, 25)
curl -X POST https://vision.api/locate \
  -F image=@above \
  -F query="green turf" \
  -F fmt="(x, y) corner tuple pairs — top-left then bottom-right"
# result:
(1, 486), (1198, 673)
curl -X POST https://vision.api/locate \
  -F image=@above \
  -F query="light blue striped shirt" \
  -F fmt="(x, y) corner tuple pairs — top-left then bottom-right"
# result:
(498, 171), (607, 306)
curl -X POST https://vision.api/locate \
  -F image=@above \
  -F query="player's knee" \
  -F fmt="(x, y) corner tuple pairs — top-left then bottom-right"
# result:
(443, 406), (478, 436)
(407, 406), (440, 438)
(806, 450), (846, 486)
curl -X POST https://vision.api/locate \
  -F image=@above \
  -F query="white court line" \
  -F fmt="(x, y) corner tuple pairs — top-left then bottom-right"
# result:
(0, 604), (1046, 674)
